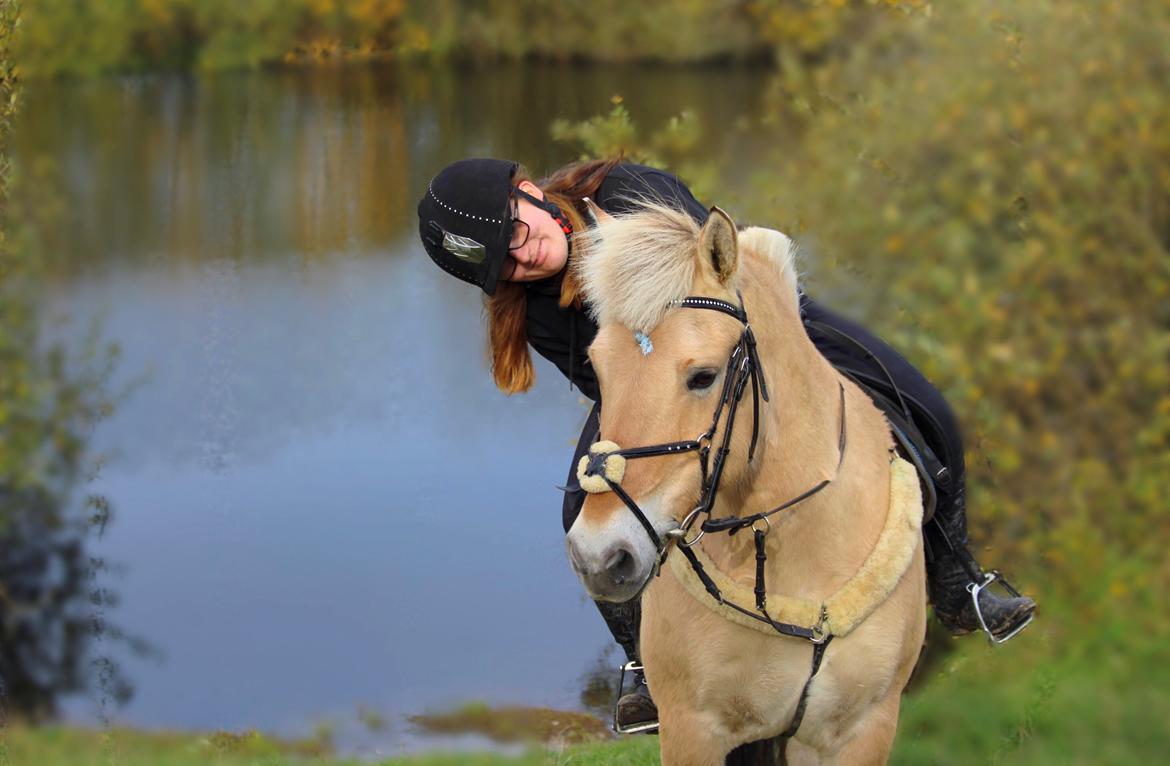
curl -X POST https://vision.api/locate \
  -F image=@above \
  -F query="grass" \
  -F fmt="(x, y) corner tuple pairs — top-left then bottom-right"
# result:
(894, 599), (1170, 765)
(0, 724), (658, 766)
(379, 738), (660, 766)
(0, 725), (337, 766)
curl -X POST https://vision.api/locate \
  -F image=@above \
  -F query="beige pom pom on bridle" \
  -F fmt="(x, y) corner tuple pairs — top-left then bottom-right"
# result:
(577, 440), (626, 494)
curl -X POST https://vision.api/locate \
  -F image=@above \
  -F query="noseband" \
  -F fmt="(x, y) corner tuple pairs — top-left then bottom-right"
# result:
(579, 292), (847, 642)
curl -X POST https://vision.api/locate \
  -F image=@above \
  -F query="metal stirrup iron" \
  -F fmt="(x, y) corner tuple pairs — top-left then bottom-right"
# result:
(613, 661), (660, 735)
(967, 570), (1034, 645)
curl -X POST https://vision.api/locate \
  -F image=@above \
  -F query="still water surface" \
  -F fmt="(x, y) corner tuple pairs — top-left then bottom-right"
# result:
(16, 63), (779, 755)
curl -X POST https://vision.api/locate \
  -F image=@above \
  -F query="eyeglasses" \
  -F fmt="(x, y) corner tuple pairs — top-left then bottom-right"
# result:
(499, 198), (531, 281)
(508, 208), (530, 251)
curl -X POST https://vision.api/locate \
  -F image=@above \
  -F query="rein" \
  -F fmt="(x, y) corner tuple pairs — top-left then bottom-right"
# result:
(580, 293), (847, 643)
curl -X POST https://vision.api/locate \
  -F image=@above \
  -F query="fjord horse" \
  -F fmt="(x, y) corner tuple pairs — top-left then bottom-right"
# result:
(565, 203), (926, 765)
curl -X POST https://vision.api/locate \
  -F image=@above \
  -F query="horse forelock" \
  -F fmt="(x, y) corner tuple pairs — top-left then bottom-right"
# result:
(573, 200), (802, 334)
(573, 199), (700, 334)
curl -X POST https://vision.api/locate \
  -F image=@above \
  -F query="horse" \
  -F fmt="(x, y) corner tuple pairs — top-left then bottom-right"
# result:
(564, 201), (927, 765)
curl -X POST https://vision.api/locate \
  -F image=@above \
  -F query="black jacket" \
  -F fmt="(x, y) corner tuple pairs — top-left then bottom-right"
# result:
(524, 164), (709, 400)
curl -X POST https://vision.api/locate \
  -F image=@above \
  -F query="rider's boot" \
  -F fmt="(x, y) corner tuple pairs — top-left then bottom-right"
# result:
(926, 480), (1036, 642)
(594, 599), (658, 730)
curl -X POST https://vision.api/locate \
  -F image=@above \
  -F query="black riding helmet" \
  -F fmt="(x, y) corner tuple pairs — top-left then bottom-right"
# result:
(417, 158), (518, 296)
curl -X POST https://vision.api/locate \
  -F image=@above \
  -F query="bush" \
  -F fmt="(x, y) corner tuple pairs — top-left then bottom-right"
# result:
(749, 0), (1170, 603)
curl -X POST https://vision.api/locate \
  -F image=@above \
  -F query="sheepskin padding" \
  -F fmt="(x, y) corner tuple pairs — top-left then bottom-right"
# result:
(666, 455), (923, 638)
(577, 440), (627, 494)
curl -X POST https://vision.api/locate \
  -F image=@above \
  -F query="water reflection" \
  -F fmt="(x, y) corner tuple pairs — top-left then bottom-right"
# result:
(0, 308), (132, 720)
(0, 492), (123, 720)
(23, 64), (776, 270)
(14, 62), (778, 753)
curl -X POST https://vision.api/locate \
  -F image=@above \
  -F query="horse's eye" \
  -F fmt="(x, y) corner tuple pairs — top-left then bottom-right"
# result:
(687, 369), (719, 391)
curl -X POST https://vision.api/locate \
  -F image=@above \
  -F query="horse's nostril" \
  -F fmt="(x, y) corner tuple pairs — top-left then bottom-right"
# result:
(605, 547), (637, 586)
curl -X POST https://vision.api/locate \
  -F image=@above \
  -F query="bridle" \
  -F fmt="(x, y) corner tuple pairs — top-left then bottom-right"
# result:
(583, 294), (766, 543)
(581, 291), (847, 643)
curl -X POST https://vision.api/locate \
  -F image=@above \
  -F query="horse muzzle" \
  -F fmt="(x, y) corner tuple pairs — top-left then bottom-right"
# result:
(565, 532), (655, 602)
(565, 490), (664, 603)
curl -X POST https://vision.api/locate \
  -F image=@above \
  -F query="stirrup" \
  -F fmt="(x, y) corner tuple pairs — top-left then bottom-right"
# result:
(967, 570), (1034, 645)
(613, 661), (659, 735)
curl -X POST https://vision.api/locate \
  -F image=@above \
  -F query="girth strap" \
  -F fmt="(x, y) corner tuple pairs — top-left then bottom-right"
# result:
(781, 636), (833, 740)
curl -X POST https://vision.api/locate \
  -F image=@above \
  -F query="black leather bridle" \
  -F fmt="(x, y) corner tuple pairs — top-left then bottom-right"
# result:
(582, 292), (847, 643)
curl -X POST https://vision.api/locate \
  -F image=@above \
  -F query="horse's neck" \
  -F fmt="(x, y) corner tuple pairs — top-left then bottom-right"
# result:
(703, 280), (894, 599)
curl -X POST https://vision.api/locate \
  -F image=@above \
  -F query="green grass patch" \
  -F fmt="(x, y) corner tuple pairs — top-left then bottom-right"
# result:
(0, 725), (335, 766)
(894, 602), (1170, 765)
(0, 723), (657, 766)
(379, 737), (658, 766)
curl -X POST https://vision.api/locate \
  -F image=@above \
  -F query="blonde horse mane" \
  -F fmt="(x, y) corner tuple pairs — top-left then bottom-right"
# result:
(574, 198), (801, 333)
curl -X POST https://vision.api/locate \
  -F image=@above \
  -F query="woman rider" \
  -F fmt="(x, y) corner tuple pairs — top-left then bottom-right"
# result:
(416, 157), (1036, 730)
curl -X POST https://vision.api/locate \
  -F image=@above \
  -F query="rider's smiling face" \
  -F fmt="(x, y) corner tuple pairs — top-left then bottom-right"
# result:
(500, 181), (569, 283)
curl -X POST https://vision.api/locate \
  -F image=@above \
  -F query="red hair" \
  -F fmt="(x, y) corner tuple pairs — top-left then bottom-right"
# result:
(486, 158), (624, 394)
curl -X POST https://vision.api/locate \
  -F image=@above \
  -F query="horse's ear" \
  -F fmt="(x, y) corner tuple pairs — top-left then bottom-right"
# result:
(699, 206), (738, 285)
(581, 197), (610, 227)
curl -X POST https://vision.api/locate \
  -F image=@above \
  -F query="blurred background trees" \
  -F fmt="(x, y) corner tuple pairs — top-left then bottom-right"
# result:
(16, 0), (931, 75)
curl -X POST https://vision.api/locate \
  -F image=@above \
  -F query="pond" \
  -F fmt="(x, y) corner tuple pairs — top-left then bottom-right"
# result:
(14, 61), (783, 756)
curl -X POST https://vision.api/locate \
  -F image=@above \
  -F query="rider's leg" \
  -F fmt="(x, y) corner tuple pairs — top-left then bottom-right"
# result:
(563, 404), (658, 727)
(924, 469), (1035, 639)
(799, 296), (1035, 640)
(593, 599), (656, 727)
